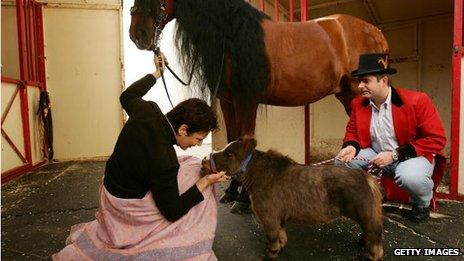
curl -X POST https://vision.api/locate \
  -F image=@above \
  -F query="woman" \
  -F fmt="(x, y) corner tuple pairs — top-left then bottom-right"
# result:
(53, 54), (229, 260)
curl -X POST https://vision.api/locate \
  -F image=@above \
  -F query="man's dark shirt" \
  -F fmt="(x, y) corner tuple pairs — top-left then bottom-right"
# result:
(104, 74), (204, 222)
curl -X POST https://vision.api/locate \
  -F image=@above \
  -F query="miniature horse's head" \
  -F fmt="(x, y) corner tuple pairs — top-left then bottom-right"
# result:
(129, 0), (174, 50)
(200, 136), (257, 181)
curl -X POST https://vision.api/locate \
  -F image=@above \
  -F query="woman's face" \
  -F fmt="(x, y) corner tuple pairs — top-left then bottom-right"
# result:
(176, 129), (208, 150)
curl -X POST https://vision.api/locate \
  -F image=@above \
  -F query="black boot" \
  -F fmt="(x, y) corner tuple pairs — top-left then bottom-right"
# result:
(219, 192), (237, 203)
(407, 206), (430, 222)
(220, 180), (240, 203)
(230, 187), (251, 214)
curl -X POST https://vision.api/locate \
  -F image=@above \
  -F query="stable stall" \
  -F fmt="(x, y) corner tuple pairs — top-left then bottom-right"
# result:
(1, 0), (124, 181)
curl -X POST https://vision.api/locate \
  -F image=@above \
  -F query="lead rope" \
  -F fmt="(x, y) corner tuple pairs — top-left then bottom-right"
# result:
(311, 157), (384, 178)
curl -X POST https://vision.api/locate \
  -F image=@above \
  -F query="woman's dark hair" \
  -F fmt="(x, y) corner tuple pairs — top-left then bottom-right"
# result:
(166, 98), (219, 134)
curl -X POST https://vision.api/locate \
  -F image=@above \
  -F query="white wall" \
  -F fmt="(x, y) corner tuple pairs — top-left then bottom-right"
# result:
(42, 1), (124, 159)
(1, 4), (20, 79)
(1, 83), (25, 171)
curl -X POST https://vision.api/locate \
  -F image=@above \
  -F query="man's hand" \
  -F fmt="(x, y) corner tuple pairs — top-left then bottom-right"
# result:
(336, 145), (356, 162)
(152, 52), (167, 79)
(370, 151), (394, 168)
(196, 171), (230, 192)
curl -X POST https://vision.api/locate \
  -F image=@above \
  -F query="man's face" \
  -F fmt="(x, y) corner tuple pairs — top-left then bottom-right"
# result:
(176, 130), (208, 150)
(356, 75), (387, 100)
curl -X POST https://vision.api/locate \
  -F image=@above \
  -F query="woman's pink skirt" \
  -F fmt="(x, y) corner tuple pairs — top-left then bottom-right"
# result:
(53, 156), (218, 260)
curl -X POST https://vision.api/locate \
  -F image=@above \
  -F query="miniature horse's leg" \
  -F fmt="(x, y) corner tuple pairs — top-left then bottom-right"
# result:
(262, 219), (284, 258)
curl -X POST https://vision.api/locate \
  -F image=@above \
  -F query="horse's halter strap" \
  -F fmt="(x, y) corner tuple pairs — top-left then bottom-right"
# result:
(209, 153), (253, 180)
(152, 0), (168, 51)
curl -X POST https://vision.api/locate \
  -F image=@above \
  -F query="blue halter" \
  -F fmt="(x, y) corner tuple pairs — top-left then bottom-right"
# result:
(209, 153), (253, 179)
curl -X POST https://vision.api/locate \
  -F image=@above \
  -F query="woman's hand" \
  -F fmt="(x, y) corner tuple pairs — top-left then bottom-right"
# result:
(196, 171), (230, 192)
(152, 52), (167, 79)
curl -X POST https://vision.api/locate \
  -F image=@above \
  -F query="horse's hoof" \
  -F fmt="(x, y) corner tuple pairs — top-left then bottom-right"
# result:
(230, 201), (252, 214)
(219, 192), (237, 203)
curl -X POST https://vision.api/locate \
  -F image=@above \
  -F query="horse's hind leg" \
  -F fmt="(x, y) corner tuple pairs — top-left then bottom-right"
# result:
(277, 220), (288, 249)
(262, 220), (283, 258)
(335, 75), (359, 115)
(362, 219), (383, 261)
(278, 228), (288, 249)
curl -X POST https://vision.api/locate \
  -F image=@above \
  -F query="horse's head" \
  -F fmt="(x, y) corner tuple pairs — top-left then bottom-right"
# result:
(129, 0), (175, 50)
(202, 136), (257, 181)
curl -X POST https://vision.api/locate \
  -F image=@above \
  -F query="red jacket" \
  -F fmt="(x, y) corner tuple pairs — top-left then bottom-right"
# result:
(343, 87), (446, 163)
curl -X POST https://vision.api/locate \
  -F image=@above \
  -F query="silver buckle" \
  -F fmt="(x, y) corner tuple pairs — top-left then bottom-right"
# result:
(130, 6), (138, 15)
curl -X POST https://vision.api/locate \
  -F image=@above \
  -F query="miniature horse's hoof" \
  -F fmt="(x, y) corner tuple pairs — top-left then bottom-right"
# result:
(265, 248), (279, 258)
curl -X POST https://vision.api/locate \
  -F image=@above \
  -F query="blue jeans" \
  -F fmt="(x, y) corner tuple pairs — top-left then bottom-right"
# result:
(336, 148), (435, 208)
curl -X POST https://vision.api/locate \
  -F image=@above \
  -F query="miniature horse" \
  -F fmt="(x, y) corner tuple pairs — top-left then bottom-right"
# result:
(201, 137), (384, 260)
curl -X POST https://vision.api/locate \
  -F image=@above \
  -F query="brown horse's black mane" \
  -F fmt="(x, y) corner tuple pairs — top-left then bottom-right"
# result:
(174, 0), (270, 111)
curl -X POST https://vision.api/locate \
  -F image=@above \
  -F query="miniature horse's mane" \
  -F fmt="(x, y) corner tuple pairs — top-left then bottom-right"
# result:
(174, 0), (270, 110)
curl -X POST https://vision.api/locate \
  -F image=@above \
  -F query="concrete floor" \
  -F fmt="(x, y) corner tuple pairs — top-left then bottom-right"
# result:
(2, 160), (464, 260)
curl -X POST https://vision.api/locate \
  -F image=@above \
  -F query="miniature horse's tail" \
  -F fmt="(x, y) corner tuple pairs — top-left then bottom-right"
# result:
(364, 176), (384, 261)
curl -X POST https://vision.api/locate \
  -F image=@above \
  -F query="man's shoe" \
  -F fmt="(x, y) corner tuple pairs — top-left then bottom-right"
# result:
(219, 192), (237, 203)
(407, 206), (430, 223)
(230, 201), (252, 214)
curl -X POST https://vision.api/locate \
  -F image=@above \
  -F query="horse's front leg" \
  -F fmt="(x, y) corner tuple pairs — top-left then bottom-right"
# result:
(219, 99), (258, 214)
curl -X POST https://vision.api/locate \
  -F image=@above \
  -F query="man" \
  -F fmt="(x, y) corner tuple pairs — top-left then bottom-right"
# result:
(336, 53), (446, 222)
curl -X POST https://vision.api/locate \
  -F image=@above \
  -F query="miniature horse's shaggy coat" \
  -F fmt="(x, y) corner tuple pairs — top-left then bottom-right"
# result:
(202, 137), (383, 260)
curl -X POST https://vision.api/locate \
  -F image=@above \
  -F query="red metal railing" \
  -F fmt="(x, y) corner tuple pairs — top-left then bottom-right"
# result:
(448, 0), (463, 199)
(1, 0), (47, 183)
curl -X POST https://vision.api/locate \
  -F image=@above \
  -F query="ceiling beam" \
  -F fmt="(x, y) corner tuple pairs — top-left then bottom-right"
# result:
(362, 0), (380, 25)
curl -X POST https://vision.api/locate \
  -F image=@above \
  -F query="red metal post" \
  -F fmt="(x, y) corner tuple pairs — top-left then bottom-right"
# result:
(288, 0), (294, 22)
(16, 0), (32, 165)
(35, 1), (46, 89)
(300, 0), (307, 22)
(300, 0), (310, 164)
(274, 0), (279, 21)
(450, 0), (463, 197)
(259, 0), (265, 12)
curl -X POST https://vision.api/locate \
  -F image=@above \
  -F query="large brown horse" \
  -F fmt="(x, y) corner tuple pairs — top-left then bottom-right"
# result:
(129, 0), (388, 205)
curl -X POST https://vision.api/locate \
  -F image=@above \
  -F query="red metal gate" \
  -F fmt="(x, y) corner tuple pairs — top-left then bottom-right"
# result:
(440, 0), (463, 200)
(1, 0), (47, 182)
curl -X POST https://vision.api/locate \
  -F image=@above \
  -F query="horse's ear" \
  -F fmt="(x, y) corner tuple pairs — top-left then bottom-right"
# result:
(238, 135), (257, 152)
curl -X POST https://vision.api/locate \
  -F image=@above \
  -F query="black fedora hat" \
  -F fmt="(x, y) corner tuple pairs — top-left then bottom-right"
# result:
(351, 53), (397, 77)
